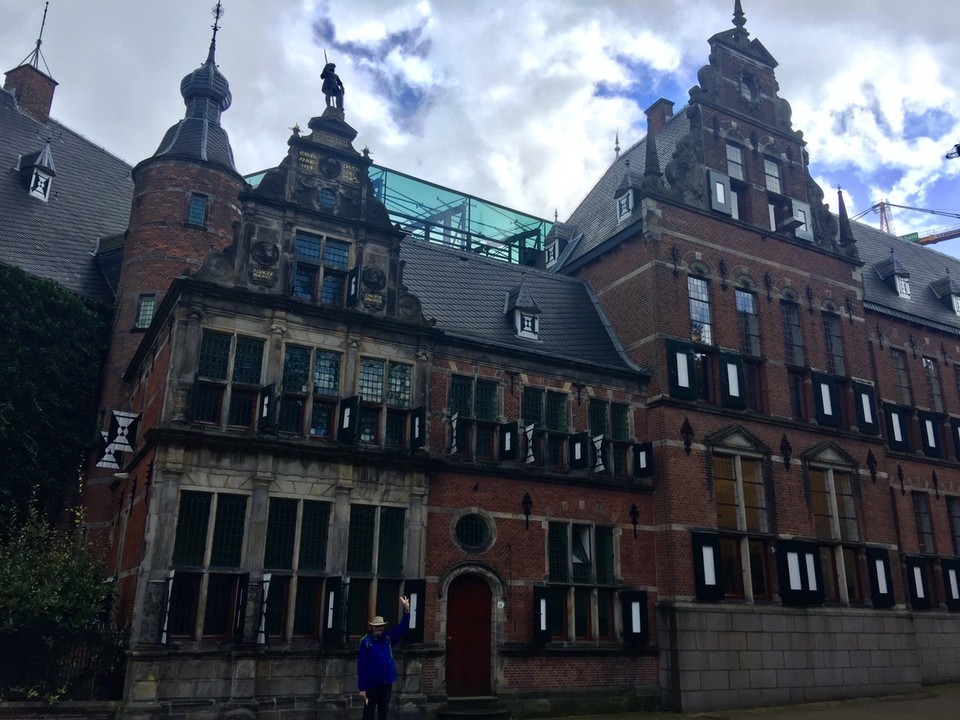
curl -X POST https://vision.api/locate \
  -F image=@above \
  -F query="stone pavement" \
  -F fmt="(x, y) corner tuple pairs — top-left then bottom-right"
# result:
(550, 683), (960, 720)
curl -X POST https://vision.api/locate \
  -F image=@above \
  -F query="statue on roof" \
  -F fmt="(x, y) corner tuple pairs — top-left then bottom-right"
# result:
(321, 62), (345, 111)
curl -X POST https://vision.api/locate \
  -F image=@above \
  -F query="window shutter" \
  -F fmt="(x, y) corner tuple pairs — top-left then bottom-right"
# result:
(719, 352), (746, 410)
(812, 372), (839, 427)
(188, 374), (202, 423)
(776, 539), (824, 606)
(666, 340), (696, 401)
(532, 585), (551, 645)
(568, 433), (590, 469)
(633, 442), (654, 481)
(792, 200), (814, 241)
(449, 412), (459, 454)
(905, 556), (931, 610)
(499, 421), (520, 460)
(853, 382), (878, 435)
(592, 435), (608, 473)
(692, 532), (724, 601)
(346, 265), (361, 307)
(918, 411), (942, 458)
(865, 547), (895, 609)
(523, 424), (536, 464)
(257, 573), (272, 645)
(707, 170), (732, 215)
(403, 579), (426, 643)
(257, 384), (276, 431)
(620, 590), (648, 647)
(884, 404), (911, 452)
(233, 572), (250, 642)
(337, 396), (361, 443)
(410, 406), (427, 450)
(951, 418), (960, 461)
(160, 569), (176, 644)
(942, 558), (960, 612)
(322, 576), (343, 644)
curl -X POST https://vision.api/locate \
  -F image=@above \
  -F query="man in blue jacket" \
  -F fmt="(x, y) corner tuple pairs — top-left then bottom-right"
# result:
(358, 595), (410, 720)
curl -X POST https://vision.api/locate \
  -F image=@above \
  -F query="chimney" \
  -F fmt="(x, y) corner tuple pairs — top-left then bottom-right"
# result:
(644, 98), (674, 136)
(4, 64), (57, 124)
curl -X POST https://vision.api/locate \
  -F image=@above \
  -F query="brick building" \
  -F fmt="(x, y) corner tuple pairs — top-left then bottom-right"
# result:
(3, 2), (960, 718)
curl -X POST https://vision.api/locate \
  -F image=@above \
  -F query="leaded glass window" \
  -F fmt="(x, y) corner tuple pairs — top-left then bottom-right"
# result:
(313, 352), (341, 397)
(172, 491), (211, 566)
(523, 386), (544, 427)
(377, 507), (405, 576)
(209, 494), (247, 568)
(449, 375), (473, 417)
(546, 392), (567, 432)
(589, 399), (608, 437)
(198, 331), (231, 380)
(359, 358), (384, 403)
(264, 498), (298, 570)
(233, 337), (264, 384)
(298, 501), (331, 572)
(387, 363), (411, 407)
(347, 504), (376, 573)
(688, 276), (713, 345)
(476, 380), (498, 421)
(611, 403), (629, 441)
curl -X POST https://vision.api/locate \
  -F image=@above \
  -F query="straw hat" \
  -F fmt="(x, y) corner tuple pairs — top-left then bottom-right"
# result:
(368, 615), (387, 627)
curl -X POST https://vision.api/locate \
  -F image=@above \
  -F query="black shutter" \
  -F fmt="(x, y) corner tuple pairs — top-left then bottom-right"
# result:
(918, 411), (942, 458)
(951, 418), (960, 461)
(776, 539), (824, 606)
(257, 384), (276, 431)
(532, 585), (551, 645)
(719, 352), (746, 410)
(691, 532), (724, 602)
(338, 396), (361, 443)
(812, 372), (839, 427)
(346, 265), (361, 307)
(410, 406), (427, 450)
(403, 579), (426, 643)
(707, 170), (732, 215)
(884, 403), (910, 452)
(592, 435), (608, 473)
(233, 572), (250, 642)
(322, 576), (343, 644)
(941, 558), (960, 611)
(569, 432), (590, 469)
(188, 374), (202, 423)
(160, 569), (176, 644)
(499, 421), (519, 460)
(620, 590), (648, 647)
(865, 547), (895, 609)
(257, 573), (272, 645)
(666, 340), (696, 401)
(633, 442), (654, 481)
(853, 382), (879, 435)
(905, 556), (931, 610)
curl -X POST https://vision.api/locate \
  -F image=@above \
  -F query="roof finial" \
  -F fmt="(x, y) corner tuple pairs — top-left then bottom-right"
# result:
(733, 0), (747, 31)
(18, 2), (52, 75)
(207, 2), (225, 64)
(614, 129), (621, 160)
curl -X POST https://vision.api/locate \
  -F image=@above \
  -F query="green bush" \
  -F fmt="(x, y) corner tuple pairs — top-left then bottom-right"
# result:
(0, 511), (123, 701)
(0, 264), (110, 539)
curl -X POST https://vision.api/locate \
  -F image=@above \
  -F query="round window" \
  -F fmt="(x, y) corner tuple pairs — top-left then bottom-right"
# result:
(455, 513), (493, 553)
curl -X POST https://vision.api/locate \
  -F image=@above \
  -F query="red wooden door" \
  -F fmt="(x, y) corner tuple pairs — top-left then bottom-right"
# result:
(445, 574), (492, 696)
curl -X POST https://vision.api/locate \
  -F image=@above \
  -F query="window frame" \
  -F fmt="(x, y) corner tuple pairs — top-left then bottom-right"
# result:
(358, 357), (413, 447)
(186, 192), (209, 228)
(451, 375), (500, 460)
(808, 465), (863, 605)
(134, 294), (157, 330)
(687, 275), (713, 346)
(711, 451), (772, 602)
(192, 330), (266, 429)
(292, 230), (351, 306)
(546, 522), (618, 643)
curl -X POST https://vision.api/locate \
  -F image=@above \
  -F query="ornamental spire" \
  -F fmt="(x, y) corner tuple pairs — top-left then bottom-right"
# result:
(733, 0), (747, 31)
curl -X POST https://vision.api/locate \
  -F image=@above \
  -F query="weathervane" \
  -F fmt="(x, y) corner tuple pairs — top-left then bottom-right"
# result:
(19, 1), (52, 74)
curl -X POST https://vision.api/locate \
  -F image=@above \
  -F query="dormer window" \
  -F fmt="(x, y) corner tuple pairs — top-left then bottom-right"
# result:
(545, 241), (558, 267)
(505, 275), (541, 341)
(519, 312), (539, 338)
(18, 141), (56, 202)
(29, 168), (53, 201)
(952, 295), (960, 317)
(616, 191), (633, 222)
(895, 275), (911, 299)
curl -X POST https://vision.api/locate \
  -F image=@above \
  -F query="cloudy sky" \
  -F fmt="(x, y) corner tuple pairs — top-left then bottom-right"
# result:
(4, 0), (960, 252)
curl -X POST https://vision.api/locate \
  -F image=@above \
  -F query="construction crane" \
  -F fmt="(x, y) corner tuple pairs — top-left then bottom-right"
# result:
(851, 200), (960, 246)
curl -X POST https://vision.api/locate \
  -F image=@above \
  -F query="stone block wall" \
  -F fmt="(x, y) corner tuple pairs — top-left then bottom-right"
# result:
(658, 602), (930, 713)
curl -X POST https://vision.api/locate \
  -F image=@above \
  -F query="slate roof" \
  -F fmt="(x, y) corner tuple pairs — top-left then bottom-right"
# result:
(853, 219), (960, 337)
(0, 86), (133, 301)
(400, 238), (645, 376)
(560, 109), (690, 268)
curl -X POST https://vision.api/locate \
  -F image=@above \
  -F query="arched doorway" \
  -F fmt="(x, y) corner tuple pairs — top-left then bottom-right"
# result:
(445, 573), (492, 696)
